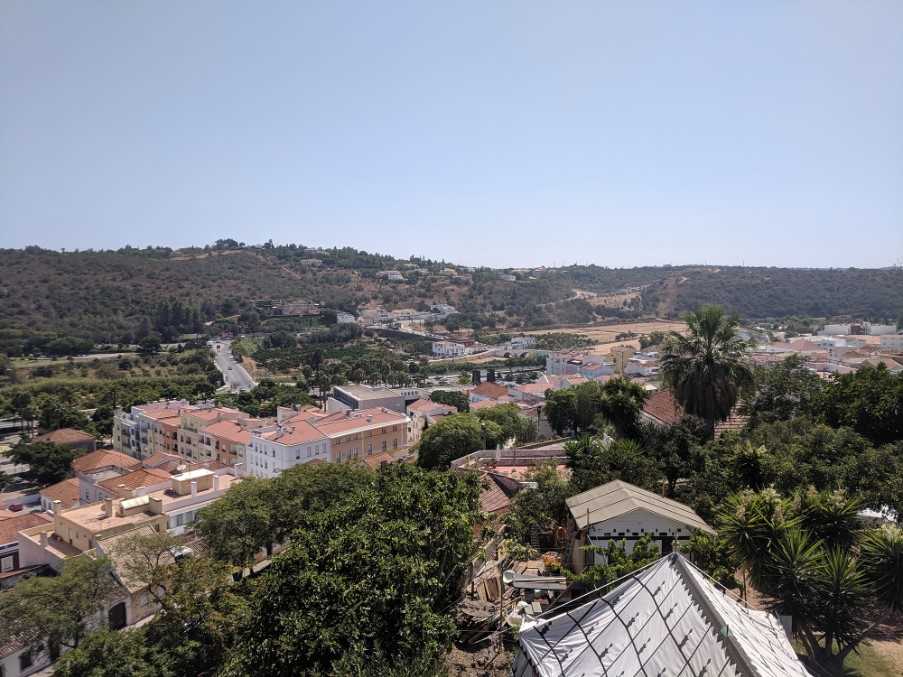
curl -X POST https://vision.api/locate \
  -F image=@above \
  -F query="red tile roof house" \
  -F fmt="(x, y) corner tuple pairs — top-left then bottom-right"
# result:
(0, 511), (51, 589)
(32, 428), (97, 453)
(639, 389), (749, 437)
(39, 478), (81, 512)
(71, 449), (142, 505)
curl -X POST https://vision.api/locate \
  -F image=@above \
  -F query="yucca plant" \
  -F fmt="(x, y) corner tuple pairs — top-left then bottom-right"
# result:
(859, 525), (903, 612)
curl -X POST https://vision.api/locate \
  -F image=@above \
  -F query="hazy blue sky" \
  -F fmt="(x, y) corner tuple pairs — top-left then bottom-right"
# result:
(2, 1), (901, 268)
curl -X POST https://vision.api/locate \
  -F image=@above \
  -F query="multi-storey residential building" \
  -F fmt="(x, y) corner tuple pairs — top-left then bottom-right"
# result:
(113, 400), (187, 458)
(114, 400), (252, 463)
(198, 417), (266, 467)
(246, 407), (409, 478)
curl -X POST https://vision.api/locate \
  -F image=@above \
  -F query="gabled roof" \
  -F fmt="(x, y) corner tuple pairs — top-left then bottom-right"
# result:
(33, 428), (95, 445)
(641, 389), (683, 426)
(515, 553), (811, 677)
(566, 480), (714, 533)
(72, 449), (141, 474)
(201, 419), (252, 445)
(471, 382), (509, 399)
(39, 478), (81, 508)
(0, 512), (51, 545)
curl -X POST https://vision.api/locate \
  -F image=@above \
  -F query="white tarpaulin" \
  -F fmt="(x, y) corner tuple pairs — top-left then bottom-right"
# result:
(514, 553), (812, 677)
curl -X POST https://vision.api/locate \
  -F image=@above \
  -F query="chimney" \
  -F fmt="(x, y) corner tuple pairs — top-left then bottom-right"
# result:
(40, 531), (49, 547)
(190, 480), (198, 497)
(213, 475), (220, 491)
(52, 499), (62, 513)
(103, 498), (114, 517)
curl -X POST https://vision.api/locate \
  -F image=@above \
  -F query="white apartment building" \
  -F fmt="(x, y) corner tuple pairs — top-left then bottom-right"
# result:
(246, 407), (409, 478)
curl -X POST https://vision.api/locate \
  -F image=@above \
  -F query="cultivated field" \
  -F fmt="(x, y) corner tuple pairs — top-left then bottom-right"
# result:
(523, 319), (688, 354)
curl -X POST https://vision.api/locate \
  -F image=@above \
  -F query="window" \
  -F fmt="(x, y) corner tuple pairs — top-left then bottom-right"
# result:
(176, 513), (184, 527)
(382, 440), (387, 452)
(20, 649), (33, 670)
(367, 443), (372, 454)
(1, 555), (14, 573)
(393, 439), (398, 449)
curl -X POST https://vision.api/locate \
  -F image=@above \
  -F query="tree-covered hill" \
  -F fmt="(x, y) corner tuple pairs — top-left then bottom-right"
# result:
(1, 244), (901, 356)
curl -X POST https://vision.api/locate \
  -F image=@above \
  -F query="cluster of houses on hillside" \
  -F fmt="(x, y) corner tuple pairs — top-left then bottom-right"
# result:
(752, 330), (903, 376)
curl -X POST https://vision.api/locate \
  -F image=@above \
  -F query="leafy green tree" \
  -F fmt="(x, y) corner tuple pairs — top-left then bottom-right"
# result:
(566, 436), (658, 494)
(594, 377), (648, 438)
(36, 394), (90, 431)
(137, 334), (162, 354)
(474, 403), (536, 445)
(660, 305), (753, 436)
(10, 441), (83, 485)
(744, 354), (824, 425)
(429, 389), (469, 412)
(569, 535), (661, 589)
(221, 464), (479, 676)
(416, 413), (483, 469)
(53, 628), (177, 677)
(196, 478), (275, 569)
(821, 364), (903, 444)
(0, 556), (118, 659)
(113, 530), (247, 676)
(504, 464), (573, 545)
(641, 417), (707, 496)
(677, 531), (739, 588)
(544, 387), (576, 435)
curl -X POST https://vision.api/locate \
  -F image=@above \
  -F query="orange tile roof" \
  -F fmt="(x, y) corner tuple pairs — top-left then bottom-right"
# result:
(479, 475), (511, 514)
(262, 419), (326, 446)
(641, 389), (684, 426)
(97, 467), (173, 496)
(135, 404), (184, 421)
(72, 449), (141, 474)
(202, 420), (251, 445)
(363, 452), (395, 469)
(142, 451), (183, 468)
(39, 478), (81, 508)
(33, 428), (95, 445)
(407, 399), (457, 415)
(472, 382), (509, 399)
(301, 407), (406, 438)
(0, 512), (51, 544)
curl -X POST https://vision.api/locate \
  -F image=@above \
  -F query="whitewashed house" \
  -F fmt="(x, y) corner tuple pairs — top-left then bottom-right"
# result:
(566, 480), (714, 570)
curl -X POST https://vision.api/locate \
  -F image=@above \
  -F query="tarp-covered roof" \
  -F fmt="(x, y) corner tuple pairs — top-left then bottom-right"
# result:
(514, 553), (811, 677)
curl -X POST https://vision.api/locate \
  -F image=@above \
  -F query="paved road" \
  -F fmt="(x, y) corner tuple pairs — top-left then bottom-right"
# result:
(210, 341), (257, 392)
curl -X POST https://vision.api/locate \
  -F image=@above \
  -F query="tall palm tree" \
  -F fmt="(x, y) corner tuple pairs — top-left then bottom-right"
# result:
(660, 305), (753, 436)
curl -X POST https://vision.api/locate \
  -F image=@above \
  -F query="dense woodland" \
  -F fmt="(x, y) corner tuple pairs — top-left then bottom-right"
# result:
(2, 245), (901, 357)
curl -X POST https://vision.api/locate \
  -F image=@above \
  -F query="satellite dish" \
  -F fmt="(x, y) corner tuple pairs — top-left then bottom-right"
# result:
(502, 569), (516, 585)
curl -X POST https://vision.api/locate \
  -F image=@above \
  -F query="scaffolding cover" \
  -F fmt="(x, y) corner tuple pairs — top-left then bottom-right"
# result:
(514, 553), (812, 677)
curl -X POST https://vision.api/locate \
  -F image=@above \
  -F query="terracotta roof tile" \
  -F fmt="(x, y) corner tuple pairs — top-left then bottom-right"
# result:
(0, 512), (51, 545)
(39, 478), (80, 508)
(72, 449), (141, 474)
(97, 467), (173, 496)
(641, 389), (684, 426)
(33, 428), (95, 445)
(472, 382), (510, 399)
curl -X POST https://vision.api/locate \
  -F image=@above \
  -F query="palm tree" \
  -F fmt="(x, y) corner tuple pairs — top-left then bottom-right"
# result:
(660, 305), (753, 436)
